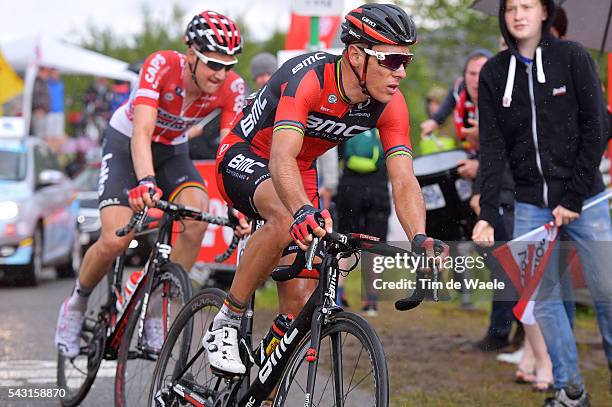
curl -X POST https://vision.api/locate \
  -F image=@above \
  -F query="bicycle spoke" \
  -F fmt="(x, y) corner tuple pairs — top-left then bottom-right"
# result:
(345, 341), (364, 396)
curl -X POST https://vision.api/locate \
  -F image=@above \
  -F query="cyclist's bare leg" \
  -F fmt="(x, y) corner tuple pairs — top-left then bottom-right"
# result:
(79, 205), (135, 288)
(277, 278), (318, 316)
(227, 179), (294, 304)
(169, 187), (209, 272)
(56, 205), (135, 356)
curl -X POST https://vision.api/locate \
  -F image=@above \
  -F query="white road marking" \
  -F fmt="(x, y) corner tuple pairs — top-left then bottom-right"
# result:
(0, 360), (116, 386)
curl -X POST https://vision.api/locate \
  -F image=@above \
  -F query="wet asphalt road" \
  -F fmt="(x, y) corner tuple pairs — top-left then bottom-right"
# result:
(0, 270), (115, 406)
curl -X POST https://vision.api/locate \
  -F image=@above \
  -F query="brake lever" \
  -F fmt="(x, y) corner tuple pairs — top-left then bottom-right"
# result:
(305, 236), (320, 271)
(135, 206), (149, 233)
(432, 263), (440, 302)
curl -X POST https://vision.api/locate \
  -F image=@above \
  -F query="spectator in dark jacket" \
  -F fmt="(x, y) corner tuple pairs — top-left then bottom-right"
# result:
(31, 67), (50, 138)
(473, 1), (612, 405)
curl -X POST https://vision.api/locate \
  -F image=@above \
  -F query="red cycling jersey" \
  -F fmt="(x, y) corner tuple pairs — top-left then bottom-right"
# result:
(225, 51), (413, 171)
(110, 50), (246, 145)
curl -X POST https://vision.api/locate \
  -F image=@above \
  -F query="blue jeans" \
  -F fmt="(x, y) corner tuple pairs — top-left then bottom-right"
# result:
(514, 191), (612, 391)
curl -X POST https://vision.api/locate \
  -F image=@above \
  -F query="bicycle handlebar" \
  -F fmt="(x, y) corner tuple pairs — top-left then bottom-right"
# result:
(116, 199), (238, 237)
(298, 231), (443, 312)
(214, 235), (240, 263)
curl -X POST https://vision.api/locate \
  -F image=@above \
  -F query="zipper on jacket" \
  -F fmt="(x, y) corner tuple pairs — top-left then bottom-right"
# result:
(527, 64), (549, 206)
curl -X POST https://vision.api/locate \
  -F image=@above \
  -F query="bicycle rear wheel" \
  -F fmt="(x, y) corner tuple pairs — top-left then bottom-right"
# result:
(274, 311), (388, 407)
(57, 273), (111, 407)
(148, 287), (227, 407)
(115, 262), (193, 407)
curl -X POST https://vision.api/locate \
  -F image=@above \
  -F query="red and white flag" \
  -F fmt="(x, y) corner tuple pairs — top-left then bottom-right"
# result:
(493, 223), (559, 325)
(492, 190), (612, 325)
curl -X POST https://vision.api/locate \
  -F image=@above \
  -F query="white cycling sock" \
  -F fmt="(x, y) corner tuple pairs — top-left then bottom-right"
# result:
(212, 294), (245, 330)
(67, 279), (92, 312)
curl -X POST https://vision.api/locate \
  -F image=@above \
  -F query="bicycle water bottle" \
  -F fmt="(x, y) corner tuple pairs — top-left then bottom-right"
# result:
(256, 314), (294, 366)
(116, 270), (143, 313)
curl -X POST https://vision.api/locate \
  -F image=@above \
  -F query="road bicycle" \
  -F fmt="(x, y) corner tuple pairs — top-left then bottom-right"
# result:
(57, 199), (237, 407)
(149, 227), (434, 407)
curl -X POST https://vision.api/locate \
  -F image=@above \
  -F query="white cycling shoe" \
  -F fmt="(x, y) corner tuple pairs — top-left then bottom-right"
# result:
(54, 298), (85, 359)
(204, 325), (246, 376)
(144, 317), (165, 352)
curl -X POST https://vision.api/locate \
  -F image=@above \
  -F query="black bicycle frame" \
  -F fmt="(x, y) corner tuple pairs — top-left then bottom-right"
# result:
(104, 212), (175, 359)
(237, 253), (338, 406)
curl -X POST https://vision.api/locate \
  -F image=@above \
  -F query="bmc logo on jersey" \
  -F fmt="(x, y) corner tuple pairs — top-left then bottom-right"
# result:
(144, 53), (167, 90)
(292, 52), (326, 74)
(306, 115), (370, 140)
(228, 154), (266, 174)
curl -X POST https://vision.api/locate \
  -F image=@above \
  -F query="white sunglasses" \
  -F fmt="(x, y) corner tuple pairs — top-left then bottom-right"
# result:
(193, 48), (237, 71)
(359, 47), (414, 71)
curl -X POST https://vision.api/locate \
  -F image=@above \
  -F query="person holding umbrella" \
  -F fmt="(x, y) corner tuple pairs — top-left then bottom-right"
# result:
(472, 0), (612, 405)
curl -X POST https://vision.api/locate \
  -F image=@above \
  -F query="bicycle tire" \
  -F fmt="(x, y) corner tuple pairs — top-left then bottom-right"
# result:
(57, 273), (112, 407)
(115, 262), (193, 407)
(274, 311), (389, 407)
(148, 287), (226, 407)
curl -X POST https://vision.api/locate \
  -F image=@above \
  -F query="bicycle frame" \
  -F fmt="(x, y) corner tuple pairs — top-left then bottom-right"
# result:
(165, 232), (428, 407)
(166, 230), (343, 406)
(100, 210), (177, 360)
(237, 260), (335, 406)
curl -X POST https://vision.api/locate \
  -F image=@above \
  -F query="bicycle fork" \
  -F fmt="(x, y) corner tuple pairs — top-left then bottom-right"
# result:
(304, 256), (341, 407)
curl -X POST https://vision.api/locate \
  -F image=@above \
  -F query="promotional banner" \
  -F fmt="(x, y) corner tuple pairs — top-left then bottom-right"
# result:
(284, 14), (341, 50)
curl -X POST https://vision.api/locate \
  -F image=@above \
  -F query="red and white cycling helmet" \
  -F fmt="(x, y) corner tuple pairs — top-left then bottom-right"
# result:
(185, 11), (243, 56)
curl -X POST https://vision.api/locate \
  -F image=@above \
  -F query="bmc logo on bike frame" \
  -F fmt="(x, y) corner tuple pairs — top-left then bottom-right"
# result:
(258, 327), (299, 383)
(306, 115), (370, 139)
(228, 154), (266, 174)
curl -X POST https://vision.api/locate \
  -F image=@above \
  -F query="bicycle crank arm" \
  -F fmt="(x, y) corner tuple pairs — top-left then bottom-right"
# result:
(158, 382), (212, 407)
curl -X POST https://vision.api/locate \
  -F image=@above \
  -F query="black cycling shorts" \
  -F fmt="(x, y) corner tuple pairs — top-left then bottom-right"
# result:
(216, 137), (319, 219)
(216, 141), (271, 218)
(98, 127), (206, 210)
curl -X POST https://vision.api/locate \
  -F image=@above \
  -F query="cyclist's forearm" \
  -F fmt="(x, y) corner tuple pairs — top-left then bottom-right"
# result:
(269, 155), (310, 215)
(391, 175), (426, 240)
(131, 130), (155, 180)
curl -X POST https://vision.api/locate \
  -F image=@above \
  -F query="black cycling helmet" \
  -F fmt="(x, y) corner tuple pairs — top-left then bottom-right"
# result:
(185, 11), (242, 56)
(341, 3), (417, 46)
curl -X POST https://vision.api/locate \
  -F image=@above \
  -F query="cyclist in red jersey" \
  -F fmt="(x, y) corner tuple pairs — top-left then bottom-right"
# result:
(55, 11), (246, 358)
(205, 4), (448, 376)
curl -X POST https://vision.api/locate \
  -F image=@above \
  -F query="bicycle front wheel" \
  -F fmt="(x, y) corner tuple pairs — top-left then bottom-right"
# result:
(148, 287), (226, 407)
(115, 262), (193, 407)
(274, 311), (388, 407)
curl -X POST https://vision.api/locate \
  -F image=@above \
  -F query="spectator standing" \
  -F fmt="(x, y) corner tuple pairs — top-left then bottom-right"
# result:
(448, 49), (523, 355)
(83, 77), (112, 141)
(336, 129), (390, 316)
(419, 86), (457, 154)
(249, 52), (277, 89)
(31, 67), (50, 138)
(45, 68), (65, 153)
(473, 0), (612, 405)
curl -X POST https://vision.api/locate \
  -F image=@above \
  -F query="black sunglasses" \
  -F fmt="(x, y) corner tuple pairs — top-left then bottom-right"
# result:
(359, 47), (414, 71)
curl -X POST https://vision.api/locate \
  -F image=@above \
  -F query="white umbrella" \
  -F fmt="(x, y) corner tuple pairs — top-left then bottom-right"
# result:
(471, 0), (612, 57)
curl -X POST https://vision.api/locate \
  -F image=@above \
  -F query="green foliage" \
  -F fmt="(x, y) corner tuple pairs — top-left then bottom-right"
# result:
(394, 0), (499, 152)
(61, 0), (502, 146)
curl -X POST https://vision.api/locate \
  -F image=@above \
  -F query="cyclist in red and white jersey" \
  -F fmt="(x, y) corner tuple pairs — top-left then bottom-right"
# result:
(55, 10), (246, 358)
(206, 4), (448, 376)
